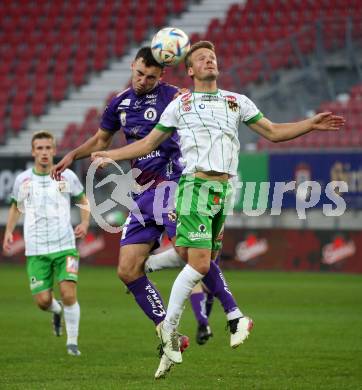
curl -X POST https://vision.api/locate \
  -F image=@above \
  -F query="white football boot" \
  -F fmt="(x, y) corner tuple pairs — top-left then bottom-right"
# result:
(228, 316), (254, 348)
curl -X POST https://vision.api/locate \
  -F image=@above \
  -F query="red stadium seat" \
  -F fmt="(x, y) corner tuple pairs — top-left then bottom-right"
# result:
(10, 106), (27, 133)
(4, 0), (358, 146)
(0, 123), (6, 144)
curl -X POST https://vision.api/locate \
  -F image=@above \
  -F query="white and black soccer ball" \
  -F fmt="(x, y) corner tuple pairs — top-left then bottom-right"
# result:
(151, 27), (190, 66)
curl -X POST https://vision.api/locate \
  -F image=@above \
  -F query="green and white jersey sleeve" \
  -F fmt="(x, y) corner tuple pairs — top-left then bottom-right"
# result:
(11, 168), (84, 256)
(155, 97), (179, 132)
(156, 90), (263, 176)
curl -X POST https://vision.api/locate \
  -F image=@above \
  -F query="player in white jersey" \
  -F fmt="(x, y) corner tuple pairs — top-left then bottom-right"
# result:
(2, 131), (90, 357)
(90, 40), (345, 373)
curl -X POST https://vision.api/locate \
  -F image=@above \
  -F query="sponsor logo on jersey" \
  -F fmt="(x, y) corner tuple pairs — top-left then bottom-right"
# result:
(168, 211), (177, 222)
(225, 95), (236, 102)
(144, 107), (157, 121)
(166, 160), (174, 177)
(134, 100), (142, 109)
(66, 256), (79, 273)
(181, 92), (192, 102)
(58, 180), (70, 193)
(130, 125), (141, 136)
(22, 177), (31, 185)
(145, 98), (157, 105)
(182, 103), (191, 112)
(119, 98), (131, 106)
(137, 150), (161, 160)
(188, 231), (212, 241)
(120, 111), (127, 126)
(30, 276), (44, 290)
(227, 100), (239, 112)
(201, 95), (219, 102)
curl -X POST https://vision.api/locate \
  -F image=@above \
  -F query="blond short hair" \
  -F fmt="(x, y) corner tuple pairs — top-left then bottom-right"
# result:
(31, 131), (56, 148)
(184, 40), (216, 69)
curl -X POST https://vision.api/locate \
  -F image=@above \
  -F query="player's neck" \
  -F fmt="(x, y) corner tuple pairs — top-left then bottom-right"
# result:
(193, 80), (218, 94)
(33, 164), (52, 175)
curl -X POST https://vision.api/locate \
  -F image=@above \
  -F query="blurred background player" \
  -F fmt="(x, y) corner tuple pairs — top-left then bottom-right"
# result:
(90, 40), (345, 372)
(2, 131), (89, 356)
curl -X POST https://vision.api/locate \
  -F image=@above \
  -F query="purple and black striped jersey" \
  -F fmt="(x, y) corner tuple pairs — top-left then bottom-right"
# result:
(100, 81), (183, 187)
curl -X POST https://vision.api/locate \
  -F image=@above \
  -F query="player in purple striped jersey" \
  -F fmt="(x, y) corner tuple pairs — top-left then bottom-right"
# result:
(53, 48), (186, 327)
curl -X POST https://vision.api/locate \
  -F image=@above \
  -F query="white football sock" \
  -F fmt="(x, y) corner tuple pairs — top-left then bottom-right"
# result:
(145, 247), (185, 272)
(163, 264), (203, 333)
(226, 308), (243, 321)
(63, 302), (80, 345)
(47, 298), (62, 314)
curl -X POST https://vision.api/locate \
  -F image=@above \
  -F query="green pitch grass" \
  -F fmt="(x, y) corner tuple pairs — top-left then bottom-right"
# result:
(0, 265), (361, 390)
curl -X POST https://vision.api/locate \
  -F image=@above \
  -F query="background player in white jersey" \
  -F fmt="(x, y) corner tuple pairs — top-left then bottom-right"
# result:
(91, 40), (345, 375)
(2, 131), (90, 357)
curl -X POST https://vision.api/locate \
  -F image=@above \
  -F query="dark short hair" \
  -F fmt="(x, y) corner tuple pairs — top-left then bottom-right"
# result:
(184, 41), (215, 69)
(135, 47), (164, 69)
(31, 131), (55, 148)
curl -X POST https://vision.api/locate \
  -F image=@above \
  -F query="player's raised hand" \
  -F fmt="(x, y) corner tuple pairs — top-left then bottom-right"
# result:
(311, 112), (345, 132)
(2, 231), (13, 253)
(51, 153), (74, 181)
(91, 151), (110, 169)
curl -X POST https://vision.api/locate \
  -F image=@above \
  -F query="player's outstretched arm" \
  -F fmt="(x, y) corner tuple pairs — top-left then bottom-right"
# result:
(91, 128), (171, 166)
(2, 203), (21, 253)
(249, 112), (345, 142)
(51, 129), (113, 180)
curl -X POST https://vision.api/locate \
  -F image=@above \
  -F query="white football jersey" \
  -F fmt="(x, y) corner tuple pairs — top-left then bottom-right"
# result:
(11, 168), (84, 256)
(156, 89), (263, 176)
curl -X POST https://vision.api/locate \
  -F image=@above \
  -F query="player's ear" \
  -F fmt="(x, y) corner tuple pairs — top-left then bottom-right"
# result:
(187, 66), (194, 77)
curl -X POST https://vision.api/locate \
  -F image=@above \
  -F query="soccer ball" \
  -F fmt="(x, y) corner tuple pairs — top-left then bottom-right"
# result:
(151, 27), (190, 66)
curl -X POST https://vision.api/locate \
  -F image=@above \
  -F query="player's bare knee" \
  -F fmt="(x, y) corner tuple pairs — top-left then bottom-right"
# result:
(175, 246), (188, 262)
(61, 292), (76, 306)
(59, 281), (77, 305)
(188, 249), (211, 275)
(196, 261), (211, 275)
(117, 265), (130, 283)
(118, 257), (145, 284)
(189, 257), (210, 275)
(118, 269), (139, 284)
(36, 295), (52, 310)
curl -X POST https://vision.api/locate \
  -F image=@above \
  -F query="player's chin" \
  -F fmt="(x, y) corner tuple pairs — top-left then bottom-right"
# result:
(135, 86), (149, 95)
(202, 73), (218, 82)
